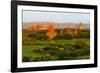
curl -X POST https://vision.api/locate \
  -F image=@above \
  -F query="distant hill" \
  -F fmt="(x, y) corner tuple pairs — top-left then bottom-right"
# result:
(23, 22), (90, 29)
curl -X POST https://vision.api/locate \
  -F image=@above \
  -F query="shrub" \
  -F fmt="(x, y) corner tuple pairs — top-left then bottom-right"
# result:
(32, 57), (42, 61)
(59, 48), (65, 52)
(22, 56), (30, 62)
(28, 33), (34, 38)
(32, 48), (44, 52)
(73, 39), (89, 49)
(46, 53), (51, 57)
(43, 47), (50, 51)
(32, 55), (52, 61)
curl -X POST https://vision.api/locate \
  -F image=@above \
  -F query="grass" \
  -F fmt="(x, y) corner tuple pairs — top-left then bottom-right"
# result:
(22, 38), (90, 62)
(22, 45), (44, 56)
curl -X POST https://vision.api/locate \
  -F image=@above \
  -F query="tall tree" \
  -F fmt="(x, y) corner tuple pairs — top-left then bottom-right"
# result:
(66, 24), (73, 37)
(79, 22), (85, 30)
(46, 22), (57, 40)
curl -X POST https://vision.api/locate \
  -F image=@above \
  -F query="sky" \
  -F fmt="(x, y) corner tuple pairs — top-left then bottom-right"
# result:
(22, 10), (90, 24)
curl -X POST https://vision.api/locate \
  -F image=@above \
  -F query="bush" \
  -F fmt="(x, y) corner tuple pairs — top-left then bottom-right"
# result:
(58, 48), (65, 52)
(77, 30), (90, 38)
(32, 57), (42, 61)
(43, 47), (50, 51)
(22, 56), (30, 62)
(32, 48), (44, 52)
(28, 33), (34, 38)
(32, 54), (52, 61)
(73, 39), (89, 49)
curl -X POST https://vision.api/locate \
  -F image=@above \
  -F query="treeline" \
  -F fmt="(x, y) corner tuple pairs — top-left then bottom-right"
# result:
(22, 29), (90, 45)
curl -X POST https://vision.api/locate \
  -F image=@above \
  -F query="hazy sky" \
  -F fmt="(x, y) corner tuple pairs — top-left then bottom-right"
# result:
(22, 10), (90, 23)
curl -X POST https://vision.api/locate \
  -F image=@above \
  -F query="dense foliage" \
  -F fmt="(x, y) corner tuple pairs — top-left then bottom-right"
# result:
(22, 29), (90, 45)
(22, 23), (90, 62)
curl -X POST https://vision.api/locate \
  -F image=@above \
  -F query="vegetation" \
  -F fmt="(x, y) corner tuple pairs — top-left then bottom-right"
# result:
(22, 23), (90, 62)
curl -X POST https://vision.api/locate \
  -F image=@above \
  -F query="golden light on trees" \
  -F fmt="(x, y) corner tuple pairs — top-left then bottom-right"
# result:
(79, 22), (86, 30)
(74, 27), (78, 38)
(27, 26), (33, 32)
(66, 24), (73, 37)
(59, 24), (63, 34)
(46, 22), (57, 40)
